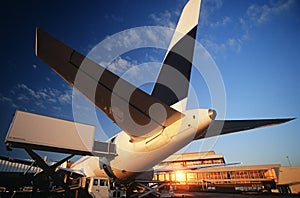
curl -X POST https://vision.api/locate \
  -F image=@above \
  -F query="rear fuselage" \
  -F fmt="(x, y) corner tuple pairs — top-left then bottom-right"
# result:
(72, 109), (213, 181)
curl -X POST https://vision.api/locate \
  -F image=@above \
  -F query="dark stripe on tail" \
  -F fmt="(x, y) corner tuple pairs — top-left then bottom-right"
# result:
(151, 25), (197, 106)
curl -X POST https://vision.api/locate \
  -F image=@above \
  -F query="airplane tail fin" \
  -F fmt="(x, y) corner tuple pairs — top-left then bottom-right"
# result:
(151, 0), (201, 112)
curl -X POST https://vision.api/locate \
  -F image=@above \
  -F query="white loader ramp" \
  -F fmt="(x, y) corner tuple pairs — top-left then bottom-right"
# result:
(5, 110), (116, 156)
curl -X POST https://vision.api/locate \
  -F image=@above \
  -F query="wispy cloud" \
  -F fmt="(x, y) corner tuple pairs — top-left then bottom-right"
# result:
(201, 0), (225, 25)
(245, 0), (295, 25)
(227, 38), (242, 53)
(105, 14), (123, 23)
(235, 0), (295, 52)
(105, 56), (160, 89)
(107, 57), (138, 75)
(0, 94), (18, 108)
(201, 38), (226, 55)
(199, 0), (296, 56)
(88, 26), (173, 76)
(0, 84), (72, 113)
(149, 10), (177, 29)
(209, 16), (231, 28)
(148, 1), (185, 29)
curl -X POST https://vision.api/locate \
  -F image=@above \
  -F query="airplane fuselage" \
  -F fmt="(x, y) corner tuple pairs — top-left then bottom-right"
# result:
(72, 109), (214, 181)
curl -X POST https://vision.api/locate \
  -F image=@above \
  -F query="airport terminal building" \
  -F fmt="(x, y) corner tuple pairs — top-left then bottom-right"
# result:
(154, 151), (300, 194)
(1, 151), (299, 195)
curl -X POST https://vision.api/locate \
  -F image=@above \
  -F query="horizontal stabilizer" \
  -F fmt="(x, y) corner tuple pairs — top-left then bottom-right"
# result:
(194, 118), (294, 140)
(35, 28), (183, 140)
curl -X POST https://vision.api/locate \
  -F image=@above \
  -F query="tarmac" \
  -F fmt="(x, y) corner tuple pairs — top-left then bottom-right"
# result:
(173, 191), (300, 198)
(1, 191), (300, 197)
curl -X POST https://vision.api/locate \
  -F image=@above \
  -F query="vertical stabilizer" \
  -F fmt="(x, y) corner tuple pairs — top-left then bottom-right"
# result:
(151, 0), (201, 111)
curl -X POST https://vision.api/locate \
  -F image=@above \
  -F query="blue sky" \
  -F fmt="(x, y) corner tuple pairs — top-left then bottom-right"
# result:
(0, 0), (299, 166)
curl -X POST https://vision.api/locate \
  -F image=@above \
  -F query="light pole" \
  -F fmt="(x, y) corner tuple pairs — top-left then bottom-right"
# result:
(286, 156), (292, 166)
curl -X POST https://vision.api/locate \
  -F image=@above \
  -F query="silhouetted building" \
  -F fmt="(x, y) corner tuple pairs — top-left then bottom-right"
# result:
(154, 151), (300, 194)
